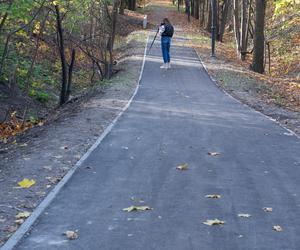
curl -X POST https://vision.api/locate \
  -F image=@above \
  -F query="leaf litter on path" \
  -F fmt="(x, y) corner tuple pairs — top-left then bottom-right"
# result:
(122, 206), (152, 212)
(208, 152), (221, 156)
(17, 178), (36, 188)
(203, 219), (225, 226)
(176, 163), (188, 170)
(63, 230), (79, 240)
(238, 213), (251, 218)
(263, 207), (273, 212)
(272, 225), (283, 232)
(205, 194), (221, 199)
(15, 211), (31, 219)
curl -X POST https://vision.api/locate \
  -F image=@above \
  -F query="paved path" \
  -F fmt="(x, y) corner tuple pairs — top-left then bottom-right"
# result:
(14, 34), (300, 250)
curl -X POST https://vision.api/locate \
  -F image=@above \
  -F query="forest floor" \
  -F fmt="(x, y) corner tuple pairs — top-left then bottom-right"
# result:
(0, 24), (148, 247)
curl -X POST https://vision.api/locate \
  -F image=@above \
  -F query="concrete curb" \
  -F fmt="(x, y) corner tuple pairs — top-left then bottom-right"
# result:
(1, 33), (150, 250)
(194, 48), (300, 140)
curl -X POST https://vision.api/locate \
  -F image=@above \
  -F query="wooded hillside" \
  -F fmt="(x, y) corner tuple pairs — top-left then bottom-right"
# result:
(183, 0), (300, 76)
(0, 0), (145, 140)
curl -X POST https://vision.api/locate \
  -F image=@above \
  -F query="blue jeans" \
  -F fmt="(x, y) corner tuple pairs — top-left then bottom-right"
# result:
(161, 36), (171, 63)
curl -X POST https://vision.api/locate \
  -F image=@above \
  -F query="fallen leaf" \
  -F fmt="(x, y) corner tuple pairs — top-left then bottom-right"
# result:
(205, 194), (221, 199)
(4, 225), (18, 233)
(176, 163), (188, 170)
(54, 155), (63, 159)
(122, 206), (152, 212)
(43, 166), (52, 171)
(203, 219), (225, 226)
(272, 225), (283, 232)
(15, 219), (24, 225)
(12, 140), (17, 145)
(74, 155), (81, 160)
(45, 176), (62, 184)
(38, 121), (44, 126)
(208, 152), (220, 156)
(238, 213), (251, 218)
(63, 230), (79, 240)
(18, 178), (36, 188)
(15, 211), (31, 219)
(263, 207), (273, 212)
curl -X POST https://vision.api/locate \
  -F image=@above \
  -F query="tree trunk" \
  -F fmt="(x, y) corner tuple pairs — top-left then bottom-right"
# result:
(191, 0), (195, 16)
(206, 4), (212, 32)
(55, 5), (68, 105)
(119, 0), (126, 14)
(128, 0), (136, 10)
(251, 0), (266, 73)
(200, 0), (205, 26)
(66, 49), (76, 101)
(233, 0), (241, 54)
(194, 0), (200, 19)
(25, 11), (50, 93)
(106, 0), (119, 78)
(219, 0), (229, 42)
(240, 0), (248, 60)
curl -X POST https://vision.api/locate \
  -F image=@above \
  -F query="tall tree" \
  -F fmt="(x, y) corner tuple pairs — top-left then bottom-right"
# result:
(251, 0), (266, 73)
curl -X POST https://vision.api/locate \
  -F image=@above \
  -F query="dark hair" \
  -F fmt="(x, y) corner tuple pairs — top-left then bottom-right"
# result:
(163, 18), (171, 25)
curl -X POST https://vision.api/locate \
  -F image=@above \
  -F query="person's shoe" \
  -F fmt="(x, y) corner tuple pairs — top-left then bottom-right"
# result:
(160, 64), (167, 69)
(167, 63), (171, 69)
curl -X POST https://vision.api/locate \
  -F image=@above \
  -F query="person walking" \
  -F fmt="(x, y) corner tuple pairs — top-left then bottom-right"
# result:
(159, 18), (174, 69)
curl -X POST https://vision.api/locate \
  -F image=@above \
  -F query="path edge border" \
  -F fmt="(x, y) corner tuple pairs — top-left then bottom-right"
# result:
(194, 49), (300, 140)
(1, 33), (150, 250)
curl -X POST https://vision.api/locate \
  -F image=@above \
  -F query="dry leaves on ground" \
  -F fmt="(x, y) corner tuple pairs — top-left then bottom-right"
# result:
(45, 176), (62, 184)
(203, 219), (225, 226)
(263, 207), (273, 212)
(15, 211), (31, 219)
(176, 163), (188, 170)
(272, 225), (283, 232)
(208, 152), (220, 156)
(4, 225), (18, 233)
(122, 206), (153, 212)
(63, 230), (79, 240)
(15, 219), (25, 225)
(205, 194), (221, 199)
(0, 111), (44, 141)
(17, 178), (36, 188)
(238, 213), (251, 218)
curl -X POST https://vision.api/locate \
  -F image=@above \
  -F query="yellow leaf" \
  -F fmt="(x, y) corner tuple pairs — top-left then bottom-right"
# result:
(203, 219), (225, 226)
(18, 178), (36, 188)
(205, 194), (221, 199)
(122, 206), (152, 212)
(15, 211), (31, 219)
(176, 163), (188, 170)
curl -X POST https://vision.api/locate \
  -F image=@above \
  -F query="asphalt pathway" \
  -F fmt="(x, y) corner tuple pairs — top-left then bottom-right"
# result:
(13, 34), (300, 250)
